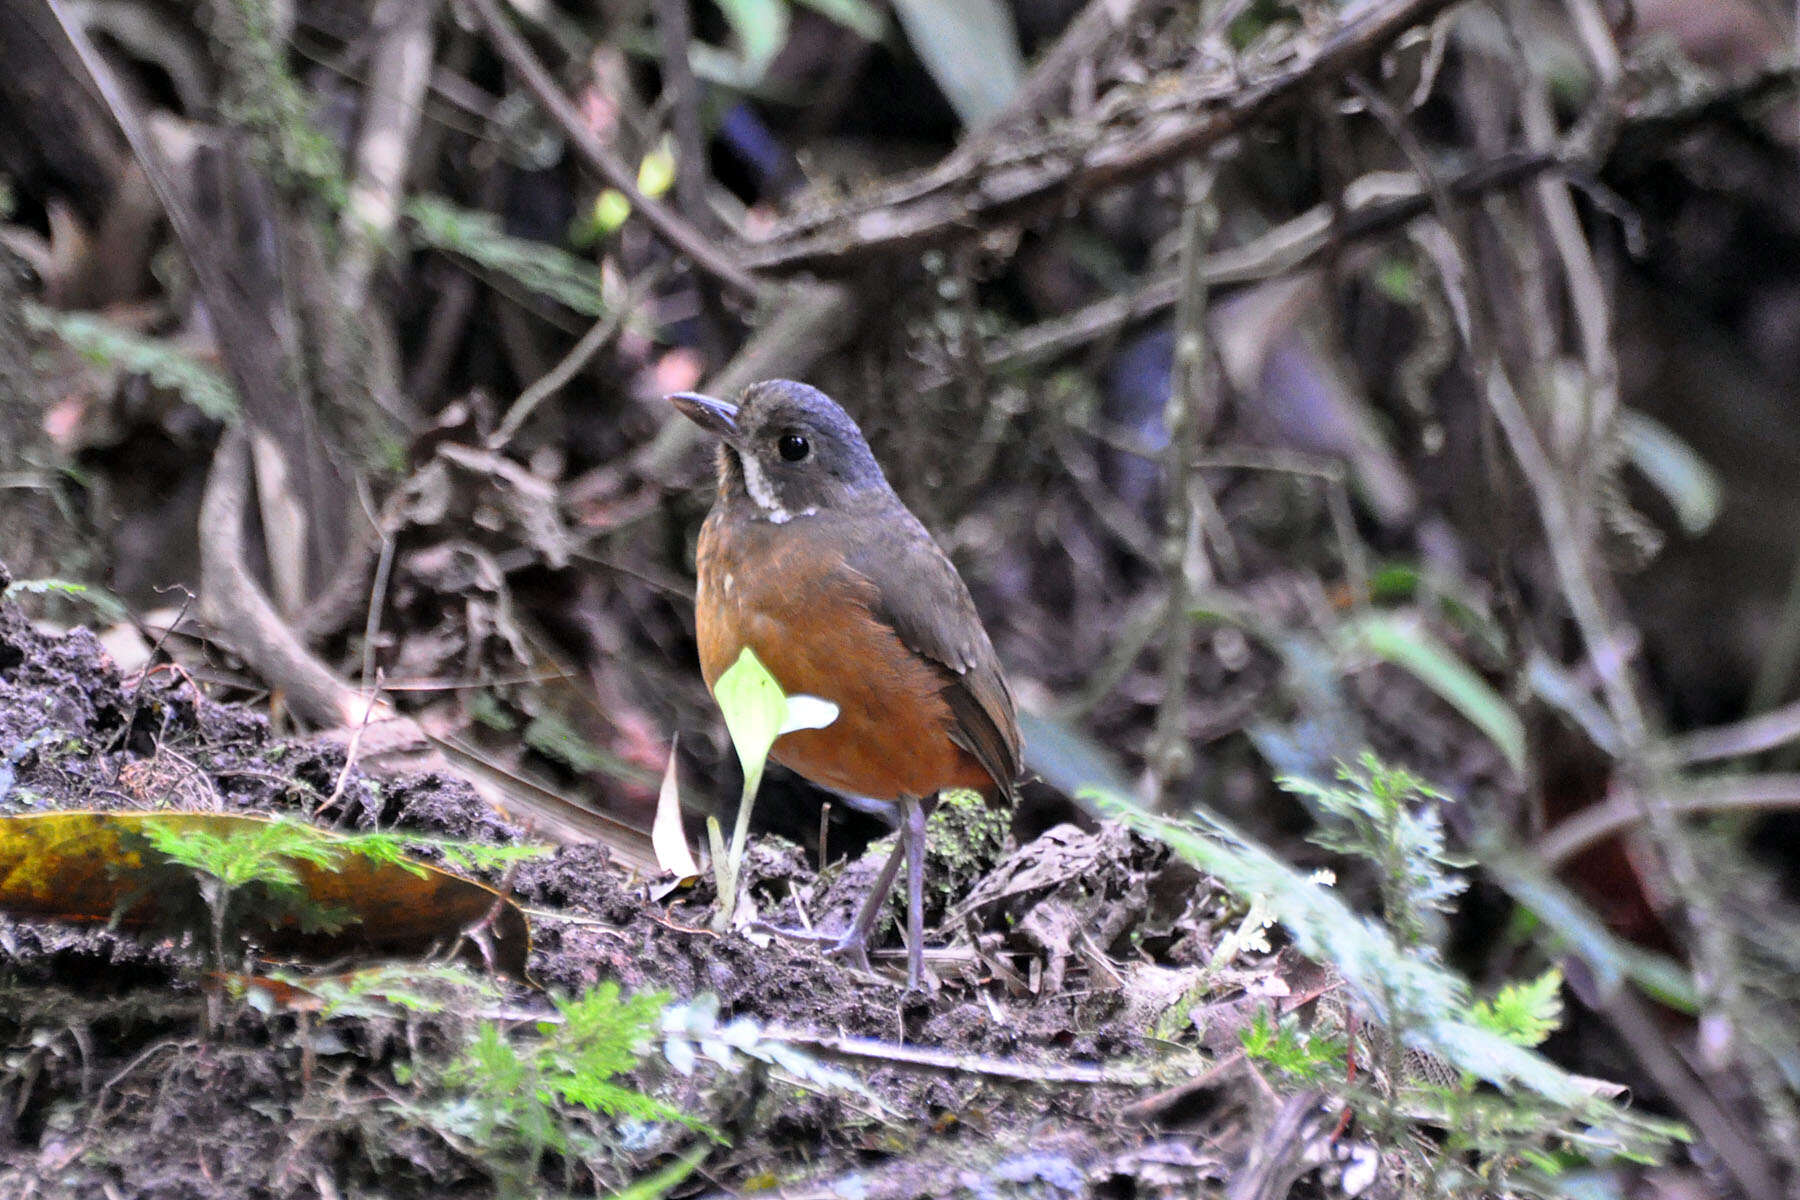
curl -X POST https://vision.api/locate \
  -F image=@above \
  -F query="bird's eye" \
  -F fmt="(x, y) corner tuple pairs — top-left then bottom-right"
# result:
(777, 433), (810, 462)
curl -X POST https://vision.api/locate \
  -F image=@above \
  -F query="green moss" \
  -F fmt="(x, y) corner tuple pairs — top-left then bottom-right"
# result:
(1147, 973), (1216, 1042)
(924, 786), (1009, 888)
(209, 0), (347, 206)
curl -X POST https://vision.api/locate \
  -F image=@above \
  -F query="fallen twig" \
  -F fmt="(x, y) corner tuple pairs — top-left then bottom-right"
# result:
(773, 1030), (1155, 1086)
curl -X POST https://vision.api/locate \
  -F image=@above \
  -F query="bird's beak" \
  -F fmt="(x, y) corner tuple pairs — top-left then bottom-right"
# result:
(667, 391), (739, 437)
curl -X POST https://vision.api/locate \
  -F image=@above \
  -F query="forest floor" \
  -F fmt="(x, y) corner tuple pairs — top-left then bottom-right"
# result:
(0, 585), (1365, 1200)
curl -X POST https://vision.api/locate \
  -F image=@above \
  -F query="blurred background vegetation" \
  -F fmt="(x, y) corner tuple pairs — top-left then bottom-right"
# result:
(5, 0), (1800, 1193)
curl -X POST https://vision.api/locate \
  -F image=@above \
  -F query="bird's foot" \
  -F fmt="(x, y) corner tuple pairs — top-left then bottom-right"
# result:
(825, 929), (876, 977)
(834, 929), (937, 993)
(746, 923), (929, 989)
(745, 922), (880, 974)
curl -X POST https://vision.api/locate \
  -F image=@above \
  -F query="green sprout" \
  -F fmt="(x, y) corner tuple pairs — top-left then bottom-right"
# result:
(708, 648), (837, 931)
(141, 818), (352, 970)
(1241, 1006), (1347, 1083)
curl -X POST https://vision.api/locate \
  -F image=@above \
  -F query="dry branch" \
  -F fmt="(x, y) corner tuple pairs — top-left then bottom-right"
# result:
(1536, 775), (1800, 868)
(465, 0), (764, 303)
(198, 429), (374, 730)
(338, 0), (439, 309)
(952, 0), (1159, 165)
(917, 155), (1554, 391)
(742, 0), (1463, 274)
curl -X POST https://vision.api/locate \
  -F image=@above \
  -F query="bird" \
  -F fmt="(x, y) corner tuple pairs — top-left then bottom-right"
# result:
(669, 379), (1022, 989)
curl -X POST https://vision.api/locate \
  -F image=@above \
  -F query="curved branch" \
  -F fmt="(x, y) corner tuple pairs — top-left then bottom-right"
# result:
(743, 0), (1463, 274)
(466, 0), (766, 304)
(199, 428), (378, 728)
(1536, 775), (1800, 868)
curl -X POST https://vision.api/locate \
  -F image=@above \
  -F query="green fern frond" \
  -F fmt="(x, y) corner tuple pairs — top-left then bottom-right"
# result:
(1283, 752), (1469, 951)
(407, 196), (607, 316)
(1471, 968), (1565, 1049)
(1090, 784), (1678, 1148)
(23, 303), (237, 420)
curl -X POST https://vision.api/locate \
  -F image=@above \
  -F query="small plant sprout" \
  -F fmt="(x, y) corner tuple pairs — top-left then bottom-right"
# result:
(426, 981), (717, 1189)
(1241, 1006), (1348, 1084)
(1471, 967), (1565, 1049)
(1283, 752), (1469, 954)
(141, 818), (349, 971)
(709, 647), (838, 930)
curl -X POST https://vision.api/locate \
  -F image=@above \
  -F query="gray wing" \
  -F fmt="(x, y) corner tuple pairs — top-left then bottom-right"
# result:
(843, 509), (1022, 800)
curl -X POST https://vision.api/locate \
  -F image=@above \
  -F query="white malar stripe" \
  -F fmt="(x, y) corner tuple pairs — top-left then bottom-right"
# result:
(738, 453), (792, 524)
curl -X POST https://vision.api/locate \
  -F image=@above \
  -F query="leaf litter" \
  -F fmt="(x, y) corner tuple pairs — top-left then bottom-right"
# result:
(0, 589), (1652, 1197)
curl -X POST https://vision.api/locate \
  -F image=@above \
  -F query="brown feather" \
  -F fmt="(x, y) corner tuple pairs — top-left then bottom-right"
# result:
(842, 507), (1022, 802)
(681, 378), (1021, 807)
(696, 508), (1010, 803)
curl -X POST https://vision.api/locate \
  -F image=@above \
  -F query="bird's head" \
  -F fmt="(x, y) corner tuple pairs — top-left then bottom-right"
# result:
(668, 379), (890, 523)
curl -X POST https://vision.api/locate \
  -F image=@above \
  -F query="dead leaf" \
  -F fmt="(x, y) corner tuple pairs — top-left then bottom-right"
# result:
(652, 735), (701, 881)
(0, 811), (531, 975)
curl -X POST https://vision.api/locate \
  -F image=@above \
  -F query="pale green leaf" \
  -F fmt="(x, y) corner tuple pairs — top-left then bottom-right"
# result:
(1620, 411), (1722, 536)
(715, 0), (790, 81)
(713, 647), (788, 786)
(889, 0), (1024, 126)
(793, 0), (886, 41)
(711, 648), (790, 930)
(1339, 613), (1525, 773)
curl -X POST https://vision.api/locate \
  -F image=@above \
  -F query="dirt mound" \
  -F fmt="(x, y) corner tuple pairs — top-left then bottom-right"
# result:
(0, 591), (1331, 1198)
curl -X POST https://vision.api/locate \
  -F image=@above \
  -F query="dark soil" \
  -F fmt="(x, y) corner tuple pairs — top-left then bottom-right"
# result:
(0, 588), (1335, 1199)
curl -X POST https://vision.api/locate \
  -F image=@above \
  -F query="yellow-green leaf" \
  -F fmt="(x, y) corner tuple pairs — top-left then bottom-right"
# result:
(637, 138), (678, 200)
(593, 189), (632, 236)
(0, 811), (531, 975)
(709, 647), (835, 931)
(714, 646), (787, 790)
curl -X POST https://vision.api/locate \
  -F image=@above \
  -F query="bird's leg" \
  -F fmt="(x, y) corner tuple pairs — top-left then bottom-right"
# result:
(900, 793), (927, 991)
(829, 827), (907, 975)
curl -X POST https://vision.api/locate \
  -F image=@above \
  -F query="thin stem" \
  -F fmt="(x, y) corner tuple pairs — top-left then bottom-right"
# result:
(465, 0), (764, 303)
(712, 762), (765, 930)
(1148, 163), (1218, 798)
